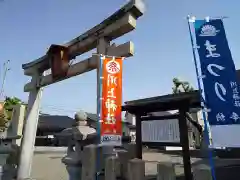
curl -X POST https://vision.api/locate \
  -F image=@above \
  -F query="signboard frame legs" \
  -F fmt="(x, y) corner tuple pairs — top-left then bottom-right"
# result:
(131, 100), (193, 180)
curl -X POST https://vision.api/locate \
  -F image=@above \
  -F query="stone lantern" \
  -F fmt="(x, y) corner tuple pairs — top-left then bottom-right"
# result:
(62, 110), (96, 180)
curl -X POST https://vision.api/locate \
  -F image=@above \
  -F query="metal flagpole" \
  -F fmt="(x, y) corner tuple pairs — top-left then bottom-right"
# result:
(96, 54), (104, 180)
(187, 15), (217, 180)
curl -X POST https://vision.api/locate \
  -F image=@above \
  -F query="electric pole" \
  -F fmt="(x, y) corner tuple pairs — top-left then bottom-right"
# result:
(0, 60), (10, 99)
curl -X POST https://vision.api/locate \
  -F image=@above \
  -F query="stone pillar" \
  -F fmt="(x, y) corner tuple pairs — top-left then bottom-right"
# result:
(96, 37), (115, 173)
(17, 74), (43, 180)
(96, 37), (109, 123)
(10, 104), (26, 146)
(102, 146), (116, 165)
(193, 165), (212, 180)
(188, 130), (194, 148)
(105, 156), (118, 180)
(117, 150), (130, 179)
(81, 144), (98, 180)
(96, 145), (117, 175)
(128, 158), (145, 180)
(157, 162), (176, 180)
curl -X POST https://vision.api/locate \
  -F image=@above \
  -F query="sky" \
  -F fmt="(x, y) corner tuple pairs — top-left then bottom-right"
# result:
(0, 0), (240, 117)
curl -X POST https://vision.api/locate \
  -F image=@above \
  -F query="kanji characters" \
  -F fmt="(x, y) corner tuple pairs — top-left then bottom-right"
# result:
(230, 82), (240, 108)
(107, 88), (116, 98)
(214, 82), (226, 101)
(105, 114), (116, 125)
(207, 64), (225, 76)
(204, 40), (221, 58)
(233, 88), (238, 94)
(216, 113), (225, 122)
(107, 74), (117, 86)
(233, 94), (240, 100)
(230, 81), (237, 88)
(105, 98), (117, 112)
(230, 112), (240, 122)
(234, 101), (240, 107)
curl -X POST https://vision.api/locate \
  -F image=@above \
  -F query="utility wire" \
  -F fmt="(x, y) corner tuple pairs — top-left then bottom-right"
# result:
(41, 104), (80, 111)
(0, 60), (10, 99)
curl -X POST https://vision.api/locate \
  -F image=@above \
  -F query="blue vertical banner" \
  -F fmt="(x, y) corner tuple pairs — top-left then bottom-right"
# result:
(194, 19), (240, 147)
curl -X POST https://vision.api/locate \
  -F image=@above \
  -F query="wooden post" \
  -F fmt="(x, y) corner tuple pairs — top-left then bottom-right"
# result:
(17, 74), (43, 179)
(135, 113), (142, 159)
(178, 101), (193, 180)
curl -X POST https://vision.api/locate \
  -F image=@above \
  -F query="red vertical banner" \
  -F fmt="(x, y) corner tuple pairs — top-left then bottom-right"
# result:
(100, 56), (123, 146)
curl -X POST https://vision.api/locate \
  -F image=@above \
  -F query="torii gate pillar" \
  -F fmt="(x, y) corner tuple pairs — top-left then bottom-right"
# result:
(17, 73), (43, 179)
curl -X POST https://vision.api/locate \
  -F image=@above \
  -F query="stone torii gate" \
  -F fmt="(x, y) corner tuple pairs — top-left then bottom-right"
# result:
(17, 0), (145, 179)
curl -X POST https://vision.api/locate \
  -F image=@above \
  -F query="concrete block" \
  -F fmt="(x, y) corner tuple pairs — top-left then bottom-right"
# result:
(97, 145), (115, 173)
(104, 156), (118, 180)
(81, 144), (97, 180)
(193, 165), (212, 180)
(157, 162), (176, 180)
(117, 150), (130, 179)
(128, 158), (145, 180)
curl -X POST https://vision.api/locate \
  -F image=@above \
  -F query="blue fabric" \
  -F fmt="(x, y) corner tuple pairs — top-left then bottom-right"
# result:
(194, 19), (240, 126)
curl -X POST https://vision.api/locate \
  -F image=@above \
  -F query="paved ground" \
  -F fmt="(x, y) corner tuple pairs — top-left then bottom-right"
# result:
(30, 149), (240, 180)
(31, 151), (190, 180)
(31, 152), (68, 180)
(143, 149), (240, 180)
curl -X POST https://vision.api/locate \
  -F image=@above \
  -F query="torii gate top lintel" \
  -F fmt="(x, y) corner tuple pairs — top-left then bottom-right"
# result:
(22, 0), (145, 77)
